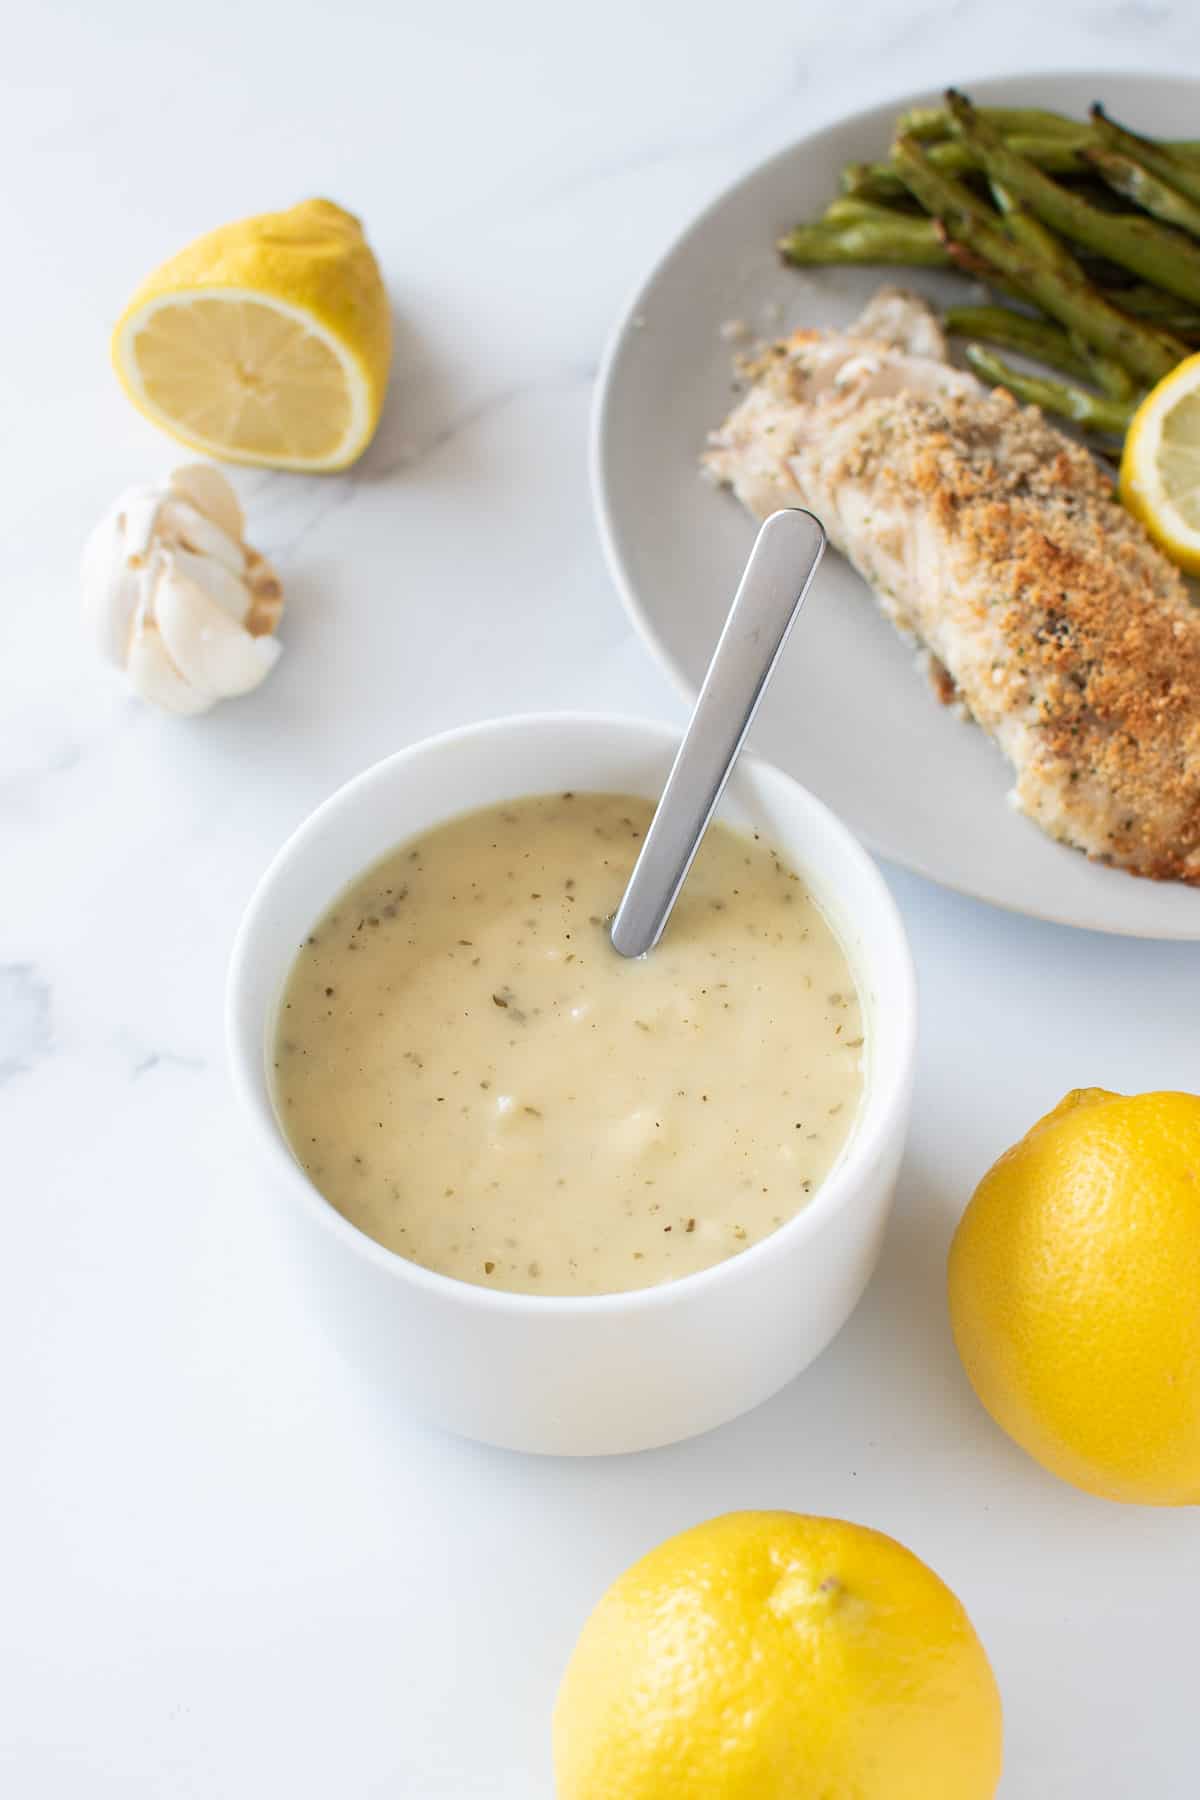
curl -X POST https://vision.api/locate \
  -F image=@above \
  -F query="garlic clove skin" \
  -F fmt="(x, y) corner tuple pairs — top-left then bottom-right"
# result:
(120, 490), (169, 561)
(170, 546), (252, 624)
(160, 498), (247, 574)
(154, 559), (281, 699)
(127, 620), (215, 715)
(81, 504), (143, 667)
(81, 464), (283, 716)
(168, 463), (246, 541)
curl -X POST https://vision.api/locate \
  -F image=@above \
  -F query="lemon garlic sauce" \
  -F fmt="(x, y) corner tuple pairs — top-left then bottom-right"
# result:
(273, 792), (864, 1294)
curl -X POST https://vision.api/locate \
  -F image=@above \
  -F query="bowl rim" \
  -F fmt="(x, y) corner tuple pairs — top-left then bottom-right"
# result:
(226, 710), (917, 1317)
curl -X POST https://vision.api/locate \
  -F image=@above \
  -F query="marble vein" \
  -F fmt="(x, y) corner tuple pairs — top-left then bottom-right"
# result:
(254, 368), (596, 561)
(0, 964), (53, 1083)
(131, 1050), (207, 1080)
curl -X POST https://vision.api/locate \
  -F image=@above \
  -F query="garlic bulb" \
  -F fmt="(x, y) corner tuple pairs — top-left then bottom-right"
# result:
(81, 465), (284, 715)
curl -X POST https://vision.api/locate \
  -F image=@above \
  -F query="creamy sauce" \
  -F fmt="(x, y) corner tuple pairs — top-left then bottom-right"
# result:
(273, 793), (865, 1296)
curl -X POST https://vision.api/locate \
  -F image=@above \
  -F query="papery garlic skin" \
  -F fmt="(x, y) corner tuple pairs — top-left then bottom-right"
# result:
(81, 465), (284, 714)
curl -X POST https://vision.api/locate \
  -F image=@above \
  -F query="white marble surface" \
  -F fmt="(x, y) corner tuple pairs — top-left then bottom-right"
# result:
(5, 3), (1200, 1793)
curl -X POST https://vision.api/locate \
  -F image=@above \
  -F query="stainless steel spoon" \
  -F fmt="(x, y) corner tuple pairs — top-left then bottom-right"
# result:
(610, 508), (826, 959)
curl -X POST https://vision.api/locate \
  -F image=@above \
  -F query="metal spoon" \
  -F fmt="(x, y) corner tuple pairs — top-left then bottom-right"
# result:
(610, 508), (826, 959)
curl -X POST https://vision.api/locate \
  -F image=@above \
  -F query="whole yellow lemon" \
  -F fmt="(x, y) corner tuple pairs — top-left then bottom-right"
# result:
(949, 1088), (1200, 1505)
(553, 1510), (1002, 1799)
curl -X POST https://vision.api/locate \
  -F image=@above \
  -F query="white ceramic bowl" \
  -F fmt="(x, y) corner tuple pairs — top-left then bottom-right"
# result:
(227, 714), (916, 1455)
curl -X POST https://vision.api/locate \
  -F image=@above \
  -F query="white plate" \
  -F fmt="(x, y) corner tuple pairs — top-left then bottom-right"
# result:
(593, 71), (1200, 939)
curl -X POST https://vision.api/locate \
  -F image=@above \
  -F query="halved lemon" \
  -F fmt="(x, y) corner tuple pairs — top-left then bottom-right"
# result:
(112, 199), (391, 472)
(1120, 350), (1200, 573)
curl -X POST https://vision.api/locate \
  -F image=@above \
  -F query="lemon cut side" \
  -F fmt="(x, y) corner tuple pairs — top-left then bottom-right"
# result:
(1120, 351), (1200, 574)
(111, 199), (391, 472)
(114, 291), (370, 470)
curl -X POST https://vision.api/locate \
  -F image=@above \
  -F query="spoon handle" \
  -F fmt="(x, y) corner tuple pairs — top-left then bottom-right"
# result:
(610, 508), (826, 959)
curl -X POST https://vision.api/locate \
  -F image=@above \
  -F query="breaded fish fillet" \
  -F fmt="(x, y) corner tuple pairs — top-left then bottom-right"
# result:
(704, 290), (1200, 884)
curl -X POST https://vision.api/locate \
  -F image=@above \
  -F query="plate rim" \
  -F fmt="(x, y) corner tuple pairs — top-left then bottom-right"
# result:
(590, 66), (1200, 940)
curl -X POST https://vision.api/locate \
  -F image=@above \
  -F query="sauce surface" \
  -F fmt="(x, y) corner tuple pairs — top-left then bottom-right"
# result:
(273, 793), (865, 1295)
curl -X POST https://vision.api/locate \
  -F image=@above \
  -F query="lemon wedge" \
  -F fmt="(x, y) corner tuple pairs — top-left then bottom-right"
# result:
(112, 200), (391, 472)
(1120, 351), (1200, 573)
